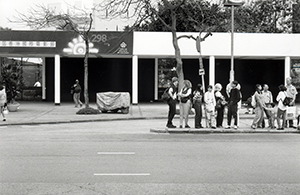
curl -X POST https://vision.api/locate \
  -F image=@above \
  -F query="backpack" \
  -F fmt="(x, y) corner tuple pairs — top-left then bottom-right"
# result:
(282, 92), (293, 106)
(161, 87), (171, 101)
(283, 97), (292, 106)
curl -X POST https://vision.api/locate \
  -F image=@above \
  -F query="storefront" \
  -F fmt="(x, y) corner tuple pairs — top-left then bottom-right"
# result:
(0, 31), (300, 104)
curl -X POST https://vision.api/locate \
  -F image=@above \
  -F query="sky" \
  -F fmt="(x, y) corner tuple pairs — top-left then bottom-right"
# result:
(0, 0), (131, 31)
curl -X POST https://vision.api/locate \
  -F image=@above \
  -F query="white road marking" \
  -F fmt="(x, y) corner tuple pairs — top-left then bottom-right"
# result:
(94, 173), (150, 176)
(97, 152), (135, 155)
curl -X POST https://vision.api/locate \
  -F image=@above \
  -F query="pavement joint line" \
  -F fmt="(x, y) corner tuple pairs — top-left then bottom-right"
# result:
(94, 173), (150, 176)
(97, 152), (135, 155)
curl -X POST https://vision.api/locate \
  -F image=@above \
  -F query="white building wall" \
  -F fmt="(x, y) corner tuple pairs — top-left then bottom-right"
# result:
(133, 32), (300, 58)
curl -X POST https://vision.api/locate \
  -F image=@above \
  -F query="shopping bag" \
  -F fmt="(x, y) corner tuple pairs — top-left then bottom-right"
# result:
(286, 106), (296, 120)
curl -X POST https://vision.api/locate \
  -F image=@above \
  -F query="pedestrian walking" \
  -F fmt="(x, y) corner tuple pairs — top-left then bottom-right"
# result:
(251, 84), (265, 129)
(225, 81), (241, 129)
(276, 84), (288, 130)
(166, 77), (178, 128)
(193, 84), (203, 128)
(262, 84), (275, 128)
(178, 80), (192, 128)
(214, 83), (226, 128)
(204, 85), (216, 129)
(285, 77), (297, 128)
(0, 85), (7, 121)
(71, 79), (83, 108)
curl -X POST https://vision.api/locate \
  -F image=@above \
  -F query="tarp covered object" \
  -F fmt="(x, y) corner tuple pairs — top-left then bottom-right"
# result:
(96, 92), (130, 111)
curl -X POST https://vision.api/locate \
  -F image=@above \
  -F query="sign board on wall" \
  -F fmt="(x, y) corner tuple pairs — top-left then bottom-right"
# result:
(0, 31), (133, 56)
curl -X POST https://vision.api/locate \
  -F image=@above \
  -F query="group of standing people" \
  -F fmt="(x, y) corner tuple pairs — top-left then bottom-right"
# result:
(250, 77), (298, 130)
(166, 77), (242, 129)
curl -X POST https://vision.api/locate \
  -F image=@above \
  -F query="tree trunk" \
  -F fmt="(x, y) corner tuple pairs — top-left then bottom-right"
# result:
(84, 38), (89, 108)
(172, 30), (184, 91)
(170, 12), (184, 91)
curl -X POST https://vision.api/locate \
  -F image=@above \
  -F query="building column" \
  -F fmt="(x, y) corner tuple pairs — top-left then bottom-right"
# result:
(132, 55), (138, 105)
(154, 58), (158, 100)
(209, 56), (215, 87)
(54, 54), (60, 105)
(285, 56), (291, 85)
(42, 57), (46, 100)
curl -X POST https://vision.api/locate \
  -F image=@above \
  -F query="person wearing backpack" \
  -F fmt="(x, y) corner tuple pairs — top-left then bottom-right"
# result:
(166, 77), (178, 128)
(71, 79), (83, 108)
(276, 85), (288, 130)
(0, 85), (7, 121)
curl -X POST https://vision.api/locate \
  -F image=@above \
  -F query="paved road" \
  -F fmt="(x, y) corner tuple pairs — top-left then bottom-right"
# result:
(0, 120), (300, 194)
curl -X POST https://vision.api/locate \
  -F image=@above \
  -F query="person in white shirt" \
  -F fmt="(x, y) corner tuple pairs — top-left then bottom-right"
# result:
(204, 85), (216, 129)
(178, 80), (192, 128)
(285, 77), (298, 128)
(0, 85), (7, 121)
(276, 84), (288, 130)
(262, 84), (274, 128)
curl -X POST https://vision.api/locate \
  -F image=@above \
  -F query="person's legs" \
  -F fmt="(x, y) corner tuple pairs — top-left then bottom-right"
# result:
(184, 102), (191, 127)
(167, 100), (176, 127)
(232, 104), (238, 126)
(227, 104), (232, 127)
(194, 102), (201, 128)
(73, 93), (78, 107)
(179, 102), (184, 127)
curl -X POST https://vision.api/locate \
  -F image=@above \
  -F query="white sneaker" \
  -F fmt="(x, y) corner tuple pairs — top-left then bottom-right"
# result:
(225, 125), (230, 129)
(234, 125), (237, 129)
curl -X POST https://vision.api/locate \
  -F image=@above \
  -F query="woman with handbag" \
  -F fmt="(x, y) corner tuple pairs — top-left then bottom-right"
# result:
(0, 85), (7, 121)
(215, 83), (226, 128)
(178, 80), (192, 128)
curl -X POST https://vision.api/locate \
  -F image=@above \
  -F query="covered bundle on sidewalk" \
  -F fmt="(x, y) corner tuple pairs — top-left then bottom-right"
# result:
(96, 92), (130, 114)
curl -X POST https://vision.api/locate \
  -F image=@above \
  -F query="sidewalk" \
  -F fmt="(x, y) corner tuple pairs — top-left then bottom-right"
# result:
(0, 101), (299, 133)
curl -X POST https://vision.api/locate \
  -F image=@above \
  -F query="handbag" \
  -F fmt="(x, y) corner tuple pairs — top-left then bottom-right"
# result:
(3, 106), (8, 115)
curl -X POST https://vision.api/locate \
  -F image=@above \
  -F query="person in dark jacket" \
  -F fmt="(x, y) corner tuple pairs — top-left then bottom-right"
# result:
(166, 77), (178, 128)
(225, 80), (241, 129)
(71, 79), (83, 107)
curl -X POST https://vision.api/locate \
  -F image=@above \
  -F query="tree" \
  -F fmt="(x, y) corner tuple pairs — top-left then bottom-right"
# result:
(232, 0), (296, 33)
(12, 4), (94, 111)
(100, 0), (220, 91)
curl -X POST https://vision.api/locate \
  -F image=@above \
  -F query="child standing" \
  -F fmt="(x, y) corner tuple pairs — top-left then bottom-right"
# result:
(204, 85), (216, 129)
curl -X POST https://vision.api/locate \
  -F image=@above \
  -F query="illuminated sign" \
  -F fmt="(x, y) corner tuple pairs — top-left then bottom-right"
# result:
(0, 41), (56, 47)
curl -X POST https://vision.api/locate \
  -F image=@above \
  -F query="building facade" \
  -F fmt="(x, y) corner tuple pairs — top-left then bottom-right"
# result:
(0, 31), (300, 104)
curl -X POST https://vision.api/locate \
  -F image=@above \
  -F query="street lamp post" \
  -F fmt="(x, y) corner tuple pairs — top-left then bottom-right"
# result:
(224, 0), (244, 82)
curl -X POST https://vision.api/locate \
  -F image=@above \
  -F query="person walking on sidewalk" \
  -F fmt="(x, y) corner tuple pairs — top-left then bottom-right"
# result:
(204, 85), (216, 129)
(193, 83), (204, 128)
(225, 81), (241, 129)
(0, 85), (7, 121)
(71, 79), (83, 108)
(276, 84), (288, 130)
(251, 84), (265, 129)
(285, 77), (297, 128)
(166, 77), (178, 128)
(178, 80), (193, 128)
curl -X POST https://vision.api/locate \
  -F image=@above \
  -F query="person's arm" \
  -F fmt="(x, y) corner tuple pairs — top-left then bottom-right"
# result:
(168, 87), (176, 100)
(181, 88), (192, 97)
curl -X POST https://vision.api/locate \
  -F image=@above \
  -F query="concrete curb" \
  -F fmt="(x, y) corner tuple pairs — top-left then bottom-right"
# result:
(150, 128), (300, 134)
